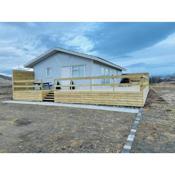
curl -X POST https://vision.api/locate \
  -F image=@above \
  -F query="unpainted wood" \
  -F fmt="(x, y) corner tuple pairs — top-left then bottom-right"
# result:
(54, 90), (144, 107)
(12, 70), (149, 107)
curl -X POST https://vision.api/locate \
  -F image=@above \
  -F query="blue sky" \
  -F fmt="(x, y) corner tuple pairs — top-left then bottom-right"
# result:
(0, 22), (175, 76)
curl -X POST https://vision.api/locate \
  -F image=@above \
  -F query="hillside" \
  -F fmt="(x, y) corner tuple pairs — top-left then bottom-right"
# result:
(0, 74), (12, 80)
(0, 74), (12, 87)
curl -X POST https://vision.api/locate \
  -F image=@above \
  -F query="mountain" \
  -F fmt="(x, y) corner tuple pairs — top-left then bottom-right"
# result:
(0, 74), (12, 80)
(0, 74), (12, 86)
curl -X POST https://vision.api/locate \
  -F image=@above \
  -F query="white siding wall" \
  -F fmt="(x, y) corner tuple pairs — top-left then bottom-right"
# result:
(92, 62), (122, 83)
(33, 52), (122, 90)
(91, 62), (122, 90)
(34, 52), (93, 83)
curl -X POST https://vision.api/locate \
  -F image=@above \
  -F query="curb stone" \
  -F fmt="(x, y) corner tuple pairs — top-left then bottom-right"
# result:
(122, 108), (143, 153)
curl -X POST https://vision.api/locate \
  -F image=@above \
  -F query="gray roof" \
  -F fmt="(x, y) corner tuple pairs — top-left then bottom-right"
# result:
(24, 48), (126, 71)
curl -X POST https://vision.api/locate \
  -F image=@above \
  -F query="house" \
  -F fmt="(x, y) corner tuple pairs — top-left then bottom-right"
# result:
(12, 48), (149, 107)
(24, 48), (125, 86)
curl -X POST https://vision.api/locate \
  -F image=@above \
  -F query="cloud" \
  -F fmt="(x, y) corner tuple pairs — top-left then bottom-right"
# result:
(64, 35), (94, 53)
(0, 22), (98, 75)
(120, 33), (175, 75)
(86, 22), (175, 57)
(0, 22), (175, 75)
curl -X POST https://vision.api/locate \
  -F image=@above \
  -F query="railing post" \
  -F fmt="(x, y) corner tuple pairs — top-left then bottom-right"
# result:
(90, 78), (92, 91)
(70, 78), (72, 91)
(53, 79), (55, 90)
(41, 80), (43, 90)
(112, 75), (115, 92)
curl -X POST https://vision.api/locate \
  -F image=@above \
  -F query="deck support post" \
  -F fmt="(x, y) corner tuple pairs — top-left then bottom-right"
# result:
(112, 76), (115, 92)
(90, 78), (92, 91)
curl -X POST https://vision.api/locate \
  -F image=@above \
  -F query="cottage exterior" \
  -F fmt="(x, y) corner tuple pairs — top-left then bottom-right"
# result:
(25, 48), (125, 84)
(12, 48), (149, 107)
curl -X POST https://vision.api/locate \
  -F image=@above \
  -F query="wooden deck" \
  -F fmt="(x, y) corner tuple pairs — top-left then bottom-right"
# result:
(12, 70), (149, 107)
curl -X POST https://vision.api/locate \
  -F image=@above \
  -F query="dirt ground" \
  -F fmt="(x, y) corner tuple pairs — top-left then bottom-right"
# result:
(131, 85), (175, 153)
(0, 97), (134, 153)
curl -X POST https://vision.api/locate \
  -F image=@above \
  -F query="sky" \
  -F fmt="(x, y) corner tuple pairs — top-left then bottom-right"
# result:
(0, 22), (175, 76)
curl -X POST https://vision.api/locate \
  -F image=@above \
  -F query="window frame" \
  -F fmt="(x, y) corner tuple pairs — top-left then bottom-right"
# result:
(71, 64), (86, 78)
(101, 66), (111, 84)
(46, 67), (51, 77)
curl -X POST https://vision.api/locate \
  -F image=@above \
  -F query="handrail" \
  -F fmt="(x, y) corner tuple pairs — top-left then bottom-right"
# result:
(55, 74), (148, 81)
(54, 82), (140, 88)
(13, 80), (42, 83)
(13, 79), (43, 90)
(13, 73), (149, 92)
(53, 74), (149, 91)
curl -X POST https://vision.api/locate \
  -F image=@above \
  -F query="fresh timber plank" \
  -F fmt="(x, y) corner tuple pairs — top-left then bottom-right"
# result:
(13, 91), (42, 101)
(12, 70), (149, 107)
(54, 90), (144, 107)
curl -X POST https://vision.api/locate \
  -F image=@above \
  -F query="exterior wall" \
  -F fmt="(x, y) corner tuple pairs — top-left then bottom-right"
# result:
(33, 52), (93, 83)
(33, 52), (122, 85)
(92, 62), (121, 76)
(89, 62), (121, 90)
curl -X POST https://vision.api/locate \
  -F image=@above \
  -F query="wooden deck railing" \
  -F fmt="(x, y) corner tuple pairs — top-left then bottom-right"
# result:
(13, 73), (149, 91)
(13, 80), (43, 91)
(12, 70), (149, 107)
(54, 73), (149, 91)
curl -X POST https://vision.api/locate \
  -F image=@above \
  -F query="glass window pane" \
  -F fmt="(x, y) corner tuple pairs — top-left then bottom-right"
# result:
(101, 67), (110, 84)
(72, 65), (85, 77)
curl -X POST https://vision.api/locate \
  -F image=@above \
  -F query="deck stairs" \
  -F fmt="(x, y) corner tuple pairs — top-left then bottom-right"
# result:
(43, 91), (54, 102)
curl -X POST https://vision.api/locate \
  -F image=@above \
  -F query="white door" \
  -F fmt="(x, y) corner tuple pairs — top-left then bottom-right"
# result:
(61, 67), (71, 87)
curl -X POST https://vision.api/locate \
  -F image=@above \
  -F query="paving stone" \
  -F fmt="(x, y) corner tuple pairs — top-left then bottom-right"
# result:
(122, 111), (143, 153)
(122, 149), (130, 153)
(134, 120), (139, 125)
(123, 145), (131, 150)
(125, 141), (133, 147)
(135, 117), (141, 121)
(127, 134), (135, 142)
(131, 129), (136, 133)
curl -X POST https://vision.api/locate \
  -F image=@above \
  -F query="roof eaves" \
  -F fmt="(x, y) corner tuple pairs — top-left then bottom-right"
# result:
(24, 47), (126, 71)
(24, 49), (58, 68)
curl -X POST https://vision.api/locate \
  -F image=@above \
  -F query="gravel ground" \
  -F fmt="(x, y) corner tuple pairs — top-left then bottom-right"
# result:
(154, 86), (175, 105)
(0, 102), (134, 153)
(0, 86), (12, 101)
(131, 86), (175, 153)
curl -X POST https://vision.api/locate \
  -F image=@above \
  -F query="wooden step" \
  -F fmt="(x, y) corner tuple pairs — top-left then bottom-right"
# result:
(43, 91), (55, 102)
(43, 98), (54, 100)
(43, 99), (54, 101)
(46, 95), (54, 97)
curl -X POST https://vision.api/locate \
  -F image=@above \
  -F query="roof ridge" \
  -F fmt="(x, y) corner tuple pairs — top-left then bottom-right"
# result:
(25, 47), (126, 71)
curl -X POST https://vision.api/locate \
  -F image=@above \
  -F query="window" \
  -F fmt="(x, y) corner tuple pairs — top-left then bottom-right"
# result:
(72, 65), (85, 77)
(46, 67), (51, 77)
(101, 67), (110, 84)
